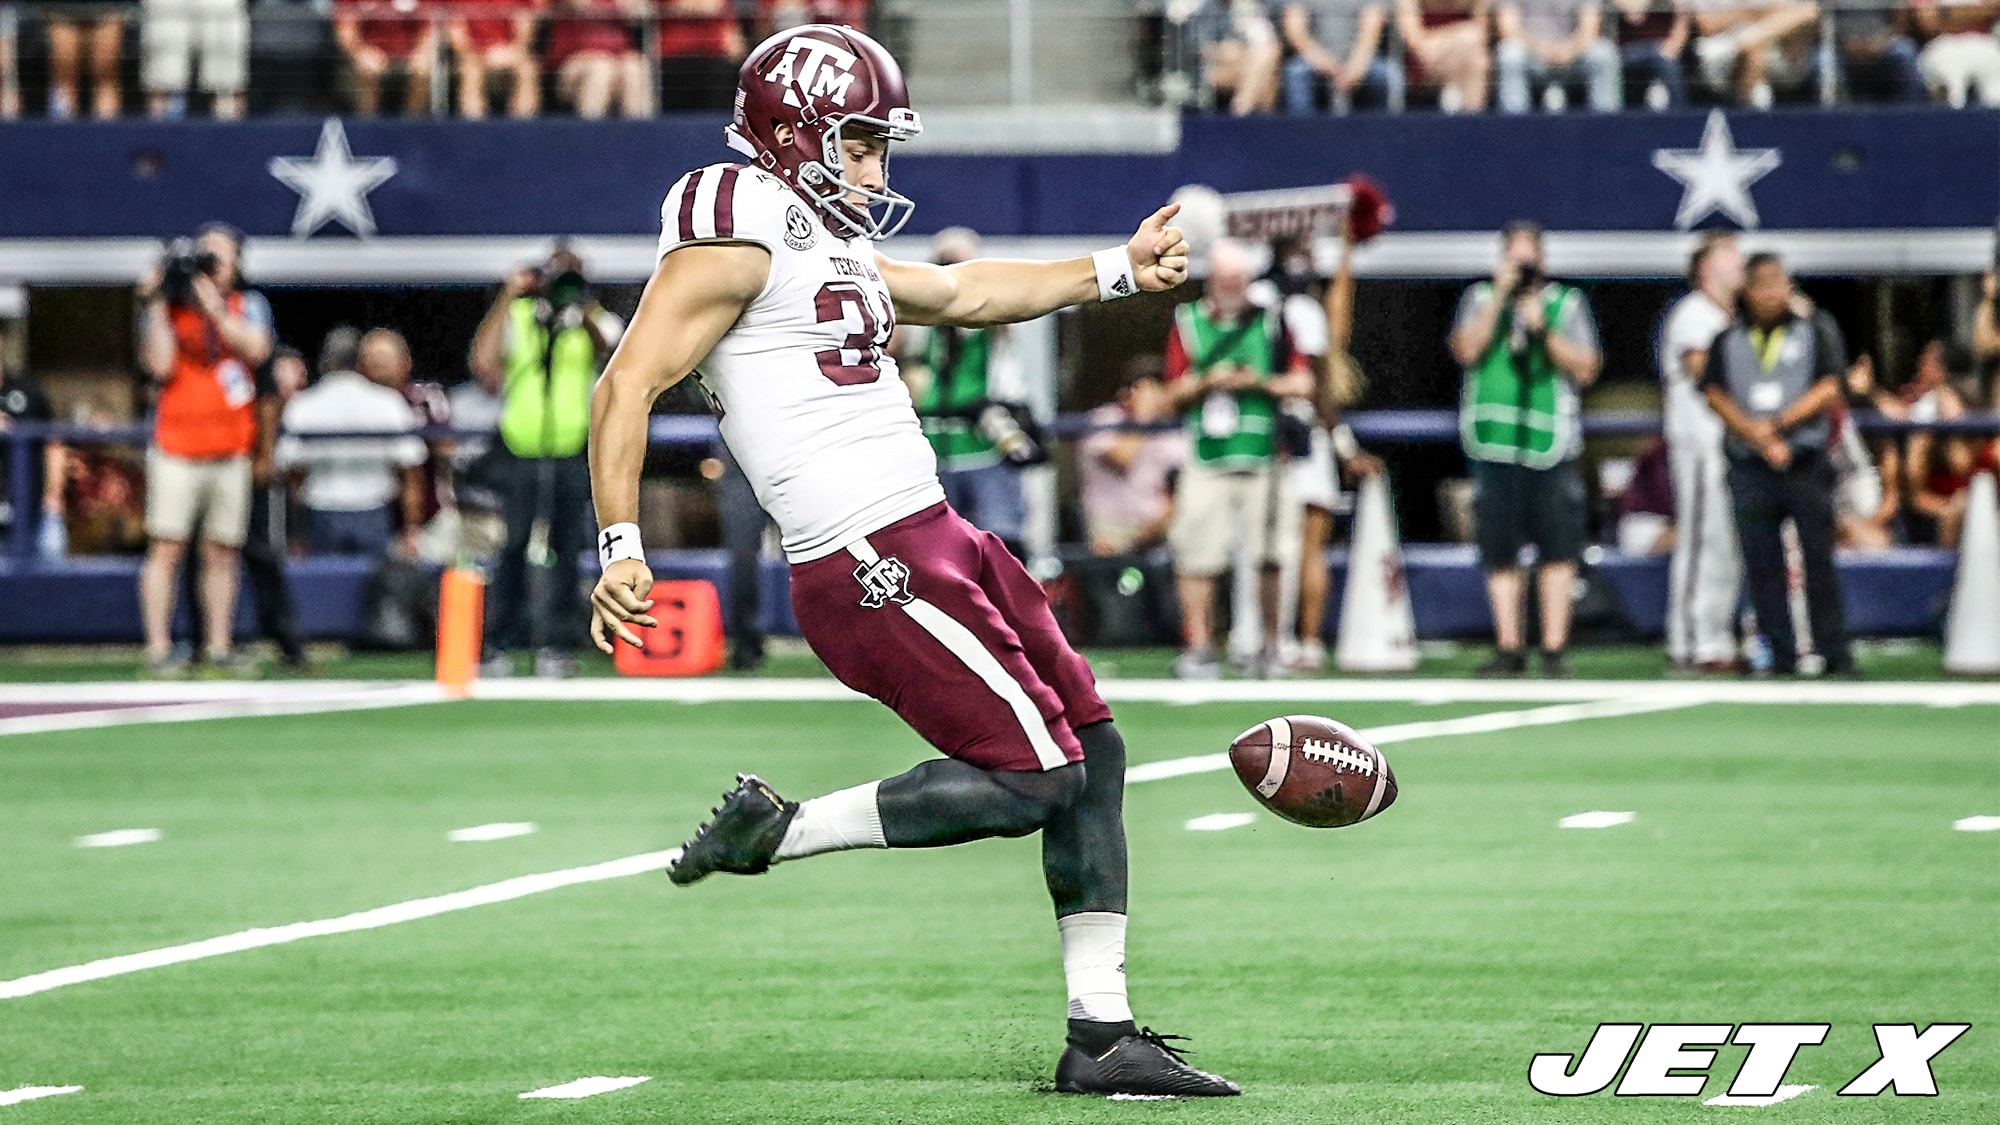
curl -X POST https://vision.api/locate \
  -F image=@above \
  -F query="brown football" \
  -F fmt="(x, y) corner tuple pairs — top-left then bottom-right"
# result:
(1228, 715), (1397, 828)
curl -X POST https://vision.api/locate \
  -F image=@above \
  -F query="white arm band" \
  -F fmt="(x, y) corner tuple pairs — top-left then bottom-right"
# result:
(1092, 247), (1138, 302)
(597, 522), (645, 568)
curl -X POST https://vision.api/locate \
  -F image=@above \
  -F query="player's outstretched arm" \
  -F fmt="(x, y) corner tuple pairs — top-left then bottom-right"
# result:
(880, 204), (1187, 328)
(588, 243), (769, 652)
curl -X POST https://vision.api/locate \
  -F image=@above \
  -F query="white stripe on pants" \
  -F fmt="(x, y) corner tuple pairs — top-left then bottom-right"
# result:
(1666, 431), (1742, 665)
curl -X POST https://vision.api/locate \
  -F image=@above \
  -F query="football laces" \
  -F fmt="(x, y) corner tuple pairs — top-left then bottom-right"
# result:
(1298, 738), (1374, 775)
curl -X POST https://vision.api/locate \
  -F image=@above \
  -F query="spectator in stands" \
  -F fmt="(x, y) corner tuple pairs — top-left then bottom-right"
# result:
(1700, 252), (1856, 677)
(359, 326), (451, 533)
(278, 326), (426, 556)
(1615, 437), (1676, 554)
(658, 0), (746, 111)
(1, 7), (16, 118)
(136, 224), (273, 676)
(336, 0), (439, 116)
(243, 345), (308, 669)
(1834, 6), (1923, 103)
(469, 250), (623, 678)
(1281, 0), (1401, 112)
(1903, 340), (1981, 546)
(1165, 237), (1317, 679)
(142, 0), (249, 117)
(545, 0), (654, 118)
(1689, 0), (1819, 108)
(1835, 354), (1904, 550)
(1450, 220), (1601, 679)
(1611, 0), (1690, 108)
(756, 0), (864, 36)
(0, 350), (65, 559)
(44, 2), (126, 118)
(1195, 0), (1284, 114)
(1396, 0), (1491, 111)
(902, 228), (1035, 560)
(1082, 359), (1185, 557)
(1914, 0), (2000, 106)
(1979, 272), (2000, 398)
(449, 0), (539, 118)
(1497, 0), (1620, 112)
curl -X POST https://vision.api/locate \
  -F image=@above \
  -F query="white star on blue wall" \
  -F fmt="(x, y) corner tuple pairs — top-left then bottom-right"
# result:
(1652, 110), (1782, 230)
(268, 119), (399, 238)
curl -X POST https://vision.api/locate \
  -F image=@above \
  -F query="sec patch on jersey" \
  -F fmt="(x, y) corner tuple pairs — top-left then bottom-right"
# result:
(1228, 715), (1397, 828)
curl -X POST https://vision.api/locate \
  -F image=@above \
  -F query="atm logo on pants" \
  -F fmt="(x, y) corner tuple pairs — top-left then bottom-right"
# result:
(1530, 1023), (1971, 1101)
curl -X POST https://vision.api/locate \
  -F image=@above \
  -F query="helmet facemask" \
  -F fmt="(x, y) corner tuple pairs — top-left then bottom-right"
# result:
(800, 113), (920, 241)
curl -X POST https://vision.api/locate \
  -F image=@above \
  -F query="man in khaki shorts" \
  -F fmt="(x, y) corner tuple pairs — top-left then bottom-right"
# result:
(1163, 238), (1315, 679)
(137, 225), (273, 676)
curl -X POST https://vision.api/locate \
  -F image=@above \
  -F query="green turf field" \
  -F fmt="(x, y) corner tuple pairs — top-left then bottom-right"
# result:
(1, 693), (1994, 1122)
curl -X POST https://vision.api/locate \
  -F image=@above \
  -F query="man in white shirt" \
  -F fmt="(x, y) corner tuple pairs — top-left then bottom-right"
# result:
(1658, 231), (1744, 670)
(277, 326), (427, 556)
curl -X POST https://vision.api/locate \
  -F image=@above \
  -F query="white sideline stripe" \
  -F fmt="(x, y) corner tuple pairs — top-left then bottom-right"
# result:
(0, 684), (445, 739)
(447, 822), (536, 843)
(1124, 697), (1695, 783)
(1704, 1083), (1814, 1107)
(0, 848), (679, 1001)
(75, 828), (161, 848)
(1185, 813), (1256, 832)
(519, 1076), (651, 1100)
(1560, 811), (1636, 829)
(1953, 815), (2000, 832)
(465, 677), (2000, 707)
(0, 1086), (82, 1106)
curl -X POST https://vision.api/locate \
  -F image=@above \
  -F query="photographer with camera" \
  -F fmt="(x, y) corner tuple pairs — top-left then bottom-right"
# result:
(136, 222), (274, 677)
(468, 247), (623, 678)
(1449, 220), (1601, 679)
(899, 227), (1039, 561)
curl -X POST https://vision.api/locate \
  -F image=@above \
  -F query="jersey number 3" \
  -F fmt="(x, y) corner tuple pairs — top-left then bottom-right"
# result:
(814, 281), (891, 387)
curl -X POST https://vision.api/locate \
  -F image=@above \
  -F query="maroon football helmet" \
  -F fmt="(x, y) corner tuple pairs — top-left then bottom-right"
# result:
(727, 24), (923, 241)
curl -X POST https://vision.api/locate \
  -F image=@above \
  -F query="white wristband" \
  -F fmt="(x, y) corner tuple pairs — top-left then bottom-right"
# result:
(1092, 247), (1138, 302)
(1330, 423), (1362, 460)
(597, 522), (645, 568)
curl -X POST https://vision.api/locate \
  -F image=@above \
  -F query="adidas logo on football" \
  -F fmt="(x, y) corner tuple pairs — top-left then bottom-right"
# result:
(1299, 738), (1373, 774)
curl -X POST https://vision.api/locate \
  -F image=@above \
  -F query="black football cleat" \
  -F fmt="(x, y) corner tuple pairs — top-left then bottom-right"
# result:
(666, 774), (797, 887)
(1054, 1027), (1242, 1098)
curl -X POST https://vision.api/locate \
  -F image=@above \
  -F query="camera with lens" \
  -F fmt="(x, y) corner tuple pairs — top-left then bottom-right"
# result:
(158, 238), (220, 307)
(1511, 260), (1544, 298)
(526, 266), (594, 330)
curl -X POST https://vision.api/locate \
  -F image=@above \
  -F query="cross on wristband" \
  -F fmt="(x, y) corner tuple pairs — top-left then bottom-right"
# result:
(598, 522), (645, 568)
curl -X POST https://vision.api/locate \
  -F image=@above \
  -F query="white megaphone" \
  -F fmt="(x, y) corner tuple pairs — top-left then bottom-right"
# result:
(1336, 472), (1419, 672)
(1944, 470), (2000, 675)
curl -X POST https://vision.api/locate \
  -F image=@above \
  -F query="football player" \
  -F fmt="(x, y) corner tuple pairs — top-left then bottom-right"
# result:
(585, 23), (1238, 1099)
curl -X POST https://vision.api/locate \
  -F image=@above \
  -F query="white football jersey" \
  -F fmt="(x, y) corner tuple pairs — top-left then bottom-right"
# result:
(1659, 290), (1731, 446)
(658, 162), (944, 563)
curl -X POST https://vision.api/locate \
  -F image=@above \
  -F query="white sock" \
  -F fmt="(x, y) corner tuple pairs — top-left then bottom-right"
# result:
(1058, 911), (1133, 1023)
(774, 780), (886, 861)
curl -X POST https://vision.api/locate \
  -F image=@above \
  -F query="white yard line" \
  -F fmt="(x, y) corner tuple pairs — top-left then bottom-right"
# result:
(0, 1086), (82, 1106)
(0, 698), (1678, 1003)
(1704, 1084), (1815, 1107)
(1559, 811), (1637, 829)
(1953, 816), (2000, 832)
(519, 1076), (651, 1100)
(0, 684), (444, 739)
(1185, 813), (1256, 832)
(74, 828), (161, 848)
(448, 822), (537, 843)
(0, 849), (678, 1001)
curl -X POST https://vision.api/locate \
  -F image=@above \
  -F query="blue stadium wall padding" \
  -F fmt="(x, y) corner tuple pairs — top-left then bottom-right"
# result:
(0, 546), (1954, 644)
(0, 109), (1992, 240)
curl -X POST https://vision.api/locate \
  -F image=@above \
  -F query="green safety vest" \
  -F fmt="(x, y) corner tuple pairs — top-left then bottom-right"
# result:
(1459, 283), (1581, 469)
(1176, 302), (1280, 470)
(915, 327), (999, 470)
(499, 298), (597, 458)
